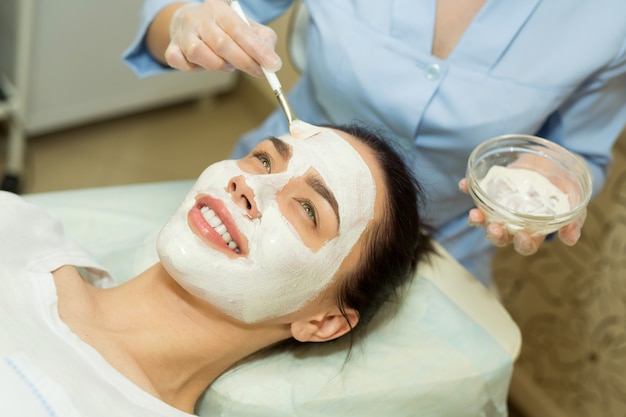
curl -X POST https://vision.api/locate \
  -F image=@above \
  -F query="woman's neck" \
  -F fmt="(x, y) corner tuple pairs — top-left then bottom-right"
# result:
(54, 263), (289, 413)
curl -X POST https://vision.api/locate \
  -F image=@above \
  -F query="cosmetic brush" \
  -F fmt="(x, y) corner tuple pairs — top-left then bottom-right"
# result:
(227, 0), (298, 125)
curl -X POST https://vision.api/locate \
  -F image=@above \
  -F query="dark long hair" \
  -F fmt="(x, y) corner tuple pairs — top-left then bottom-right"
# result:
(329, 122), (434, 335)
(259, 122), (434, 357)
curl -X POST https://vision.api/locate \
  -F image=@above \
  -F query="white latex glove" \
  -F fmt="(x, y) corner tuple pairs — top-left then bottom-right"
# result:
(458, 178), (587, 256)
(165, 0), (282, 76)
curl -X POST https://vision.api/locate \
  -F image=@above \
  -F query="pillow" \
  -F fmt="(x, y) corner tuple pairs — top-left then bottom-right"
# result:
(25, 181), (520, 417)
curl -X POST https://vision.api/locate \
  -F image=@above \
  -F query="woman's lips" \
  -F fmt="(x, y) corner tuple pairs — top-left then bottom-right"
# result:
(187, 195), (247, 256)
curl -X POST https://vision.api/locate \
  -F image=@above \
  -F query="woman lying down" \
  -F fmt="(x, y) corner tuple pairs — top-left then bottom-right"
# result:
(0, 122), (433, 416)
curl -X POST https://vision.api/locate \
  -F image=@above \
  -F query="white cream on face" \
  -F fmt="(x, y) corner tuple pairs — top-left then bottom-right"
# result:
(157, 124), (376, 323)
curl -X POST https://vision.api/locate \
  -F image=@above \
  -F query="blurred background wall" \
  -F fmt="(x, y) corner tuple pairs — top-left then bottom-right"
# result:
(496, 128), (626, 417)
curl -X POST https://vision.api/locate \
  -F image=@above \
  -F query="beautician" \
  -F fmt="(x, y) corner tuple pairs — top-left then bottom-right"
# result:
(124, 0), (626, 285)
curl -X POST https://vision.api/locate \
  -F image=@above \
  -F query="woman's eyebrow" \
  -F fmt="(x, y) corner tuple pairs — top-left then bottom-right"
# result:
(306, 174), (340, 230)
(268, 137), (292, 161)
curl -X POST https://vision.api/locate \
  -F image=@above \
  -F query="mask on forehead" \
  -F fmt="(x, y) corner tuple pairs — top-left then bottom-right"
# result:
(157, 124), (376, 323)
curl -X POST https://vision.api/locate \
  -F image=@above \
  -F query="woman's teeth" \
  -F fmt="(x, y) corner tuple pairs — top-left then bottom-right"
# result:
(200, 206), (240, 254)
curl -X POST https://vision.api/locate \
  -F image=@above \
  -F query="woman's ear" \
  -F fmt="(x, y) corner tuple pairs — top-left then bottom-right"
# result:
(290, 308), (359, 342)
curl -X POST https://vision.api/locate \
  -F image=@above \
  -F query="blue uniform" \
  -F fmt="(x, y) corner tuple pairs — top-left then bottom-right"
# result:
(124, 0), (626, 284)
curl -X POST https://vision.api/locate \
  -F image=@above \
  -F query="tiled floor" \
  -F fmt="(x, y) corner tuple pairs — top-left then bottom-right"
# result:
(0, 79), (270, 195)
(0, 77), (527, 417)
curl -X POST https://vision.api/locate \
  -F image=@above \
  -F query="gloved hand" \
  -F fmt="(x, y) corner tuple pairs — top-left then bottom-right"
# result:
(164, 0), (282, 77)
(458, 178), (586, 255)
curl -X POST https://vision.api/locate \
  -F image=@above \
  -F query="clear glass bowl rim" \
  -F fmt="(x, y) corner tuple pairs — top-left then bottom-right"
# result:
(466, 134), (593, 223)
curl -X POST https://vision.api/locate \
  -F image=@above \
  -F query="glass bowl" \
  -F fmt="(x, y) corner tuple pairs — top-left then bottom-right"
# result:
(466, 134), (593, 236)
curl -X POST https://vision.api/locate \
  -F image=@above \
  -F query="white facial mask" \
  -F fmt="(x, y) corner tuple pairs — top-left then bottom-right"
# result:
(157, 124), (376, 323)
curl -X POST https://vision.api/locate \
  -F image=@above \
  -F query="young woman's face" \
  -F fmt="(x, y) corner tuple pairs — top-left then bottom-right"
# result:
(157, 125), (378, 323)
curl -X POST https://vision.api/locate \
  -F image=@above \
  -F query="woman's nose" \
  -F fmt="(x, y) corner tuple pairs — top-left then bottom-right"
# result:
(227, 175), (260, 219)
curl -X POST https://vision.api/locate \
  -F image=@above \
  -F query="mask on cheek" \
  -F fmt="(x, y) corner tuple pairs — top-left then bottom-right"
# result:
(157, 127), (376, 323)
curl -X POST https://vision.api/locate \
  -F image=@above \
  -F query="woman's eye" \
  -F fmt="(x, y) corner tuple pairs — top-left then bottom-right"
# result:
(253, 152), (271, 173)
(300, 200), (317, 226)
